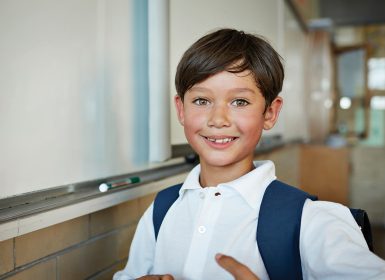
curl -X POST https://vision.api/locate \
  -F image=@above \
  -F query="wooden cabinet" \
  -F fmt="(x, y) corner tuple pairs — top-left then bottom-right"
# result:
(300, 145), (350, 205)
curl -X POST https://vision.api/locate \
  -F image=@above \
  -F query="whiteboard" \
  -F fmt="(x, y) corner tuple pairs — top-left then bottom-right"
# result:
(0, 0), (148, 198)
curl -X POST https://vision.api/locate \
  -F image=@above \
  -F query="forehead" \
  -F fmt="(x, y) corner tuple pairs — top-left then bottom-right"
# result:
(189, 70), (259, 94)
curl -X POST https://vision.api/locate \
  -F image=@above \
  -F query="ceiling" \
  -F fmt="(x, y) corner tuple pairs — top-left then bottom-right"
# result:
(318, 0), (385, 27)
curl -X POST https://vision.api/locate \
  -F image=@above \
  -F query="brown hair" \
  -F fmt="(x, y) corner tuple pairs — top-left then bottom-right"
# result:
(175, 28), (284, 108)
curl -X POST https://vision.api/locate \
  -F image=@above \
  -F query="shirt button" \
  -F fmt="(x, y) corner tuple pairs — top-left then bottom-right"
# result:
(199, 192), (205, 199)
(198, 226), (206, 234)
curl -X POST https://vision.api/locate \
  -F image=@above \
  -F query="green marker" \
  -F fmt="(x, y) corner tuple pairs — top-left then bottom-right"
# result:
(99, 176), (141, 192)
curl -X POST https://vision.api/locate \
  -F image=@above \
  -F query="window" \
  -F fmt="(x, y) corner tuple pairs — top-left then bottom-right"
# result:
(368, 58), (385, 90)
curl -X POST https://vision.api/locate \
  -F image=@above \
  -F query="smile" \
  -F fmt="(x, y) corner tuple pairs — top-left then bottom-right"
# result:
(204, 136), (237, 144)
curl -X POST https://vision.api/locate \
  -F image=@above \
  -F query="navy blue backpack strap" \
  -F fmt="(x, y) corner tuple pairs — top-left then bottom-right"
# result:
(153, 183), (183, 240)
(257, 180), (317, 280)
(350, 208), (374, 252)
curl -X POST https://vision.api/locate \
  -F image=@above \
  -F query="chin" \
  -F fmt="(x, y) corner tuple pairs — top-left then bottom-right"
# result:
(201, 155), (239, 168)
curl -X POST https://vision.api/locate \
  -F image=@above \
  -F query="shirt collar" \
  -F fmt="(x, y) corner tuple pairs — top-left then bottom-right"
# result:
(179, 164), (202, 196)
(179, 160), (277, 209)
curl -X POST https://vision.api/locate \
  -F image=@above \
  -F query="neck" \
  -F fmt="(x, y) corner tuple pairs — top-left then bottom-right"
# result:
(199, 159), (255, 187)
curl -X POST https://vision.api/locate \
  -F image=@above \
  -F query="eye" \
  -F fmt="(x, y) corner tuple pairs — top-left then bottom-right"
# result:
(231, 99), (249, 107)
(193, 98), (210, 106)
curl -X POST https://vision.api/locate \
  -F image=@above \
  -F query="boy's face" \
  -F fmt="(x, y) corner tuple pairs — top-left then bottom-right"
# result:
(175, 70), (282, 170)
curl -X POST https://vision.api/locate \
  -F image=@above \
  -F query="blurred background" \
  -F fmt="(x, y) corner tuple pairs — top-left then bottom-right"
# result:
(0, 0), (384, 278)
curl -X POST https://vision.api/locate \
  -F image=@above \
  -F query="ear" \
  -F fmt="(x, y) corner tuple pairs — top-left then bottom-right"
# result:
(174, 95), (185, 126)
(263, 97), (283, 130)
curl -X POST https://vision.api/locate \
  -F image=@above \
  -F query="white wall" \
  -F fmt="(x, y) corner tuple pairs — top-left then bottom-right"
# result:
(169, 0), (308, 144)
(280, 3), (309, 141)
(0, 0), (141, 198)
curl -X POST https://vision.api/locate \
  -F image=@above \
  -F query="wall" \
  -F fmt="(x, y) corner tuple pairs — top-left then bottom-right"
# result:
(280, 4), (309, 141)
(350, 146), (385, 225)
(0, 173), (187, 279)
(0, 193), (149, 279)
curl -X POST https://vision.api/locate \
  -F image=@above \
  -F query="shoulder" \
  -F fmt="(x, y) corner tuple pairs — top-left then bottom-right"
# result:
(300, 200), (385, 278)
(300, 199), (368, 256)
(301, 199), (360, 236)
(302, 199), (357, 226)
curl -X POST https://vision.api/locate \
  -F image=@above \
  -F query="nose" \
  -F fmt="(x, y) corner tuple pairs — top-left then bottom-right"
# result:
(207, 104), (230, 128)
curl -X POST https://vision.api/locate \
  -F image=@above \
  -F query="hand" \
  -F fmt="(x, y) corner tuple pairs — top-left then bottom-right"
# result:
(136, 274), (174, 280)
(216, 253), (260, 280)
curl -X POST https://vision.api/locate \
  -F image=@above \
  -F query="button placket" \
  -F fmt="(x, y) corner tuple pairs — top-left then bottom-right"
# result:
(196, 189), (211, 234)
(195, 187), (223, 235)
(183, 187), (224, 278)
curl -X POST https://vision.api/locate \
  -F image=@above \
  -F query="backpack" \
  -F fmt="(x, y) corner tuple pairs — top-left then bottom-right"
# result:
(152, 180), (374, 280)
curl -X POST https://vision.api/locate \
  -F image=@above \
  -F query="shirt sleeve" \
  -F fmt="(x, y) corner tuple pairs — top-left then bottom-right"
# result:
(300, 199), (385, 280)
(113, 202), (156, 280)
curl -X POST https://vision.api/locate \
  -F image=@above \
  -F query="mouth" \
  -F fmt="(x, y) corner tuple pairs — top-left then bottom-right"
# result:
(202, 136), (238, 144)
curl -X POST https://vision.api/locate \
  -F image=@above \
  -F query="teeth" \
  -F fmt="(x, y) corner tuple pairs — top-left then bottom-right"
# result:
(206, 137), (235, 143)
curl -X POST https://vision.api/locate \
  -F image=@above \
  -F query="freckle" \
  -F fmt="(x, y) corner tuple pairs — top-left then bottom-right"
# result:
(215, 192), (221, 196)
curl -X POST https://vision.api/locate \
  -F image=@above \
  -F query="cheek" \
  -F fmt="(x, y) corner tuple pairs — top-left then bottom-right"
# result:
(185, 106), (205, 121)
(236, 113), (263, 130)
(236, 115), (264, 141)
(183, 110), (205, 134)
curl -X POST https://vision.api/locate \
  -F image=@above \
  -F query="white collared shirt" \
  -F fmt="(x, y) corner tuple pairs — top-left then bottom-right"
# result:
(114, 161), (385, 280)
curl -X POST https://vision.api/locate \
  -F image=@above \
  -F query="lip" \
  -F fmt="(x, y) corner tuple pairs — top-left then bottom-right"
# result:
(201, 135), (238, 149)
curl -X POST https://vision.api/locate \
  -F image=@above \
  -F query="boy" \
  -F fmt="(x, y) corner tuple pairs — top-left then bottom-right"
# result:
(114, 29), (385, 279)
